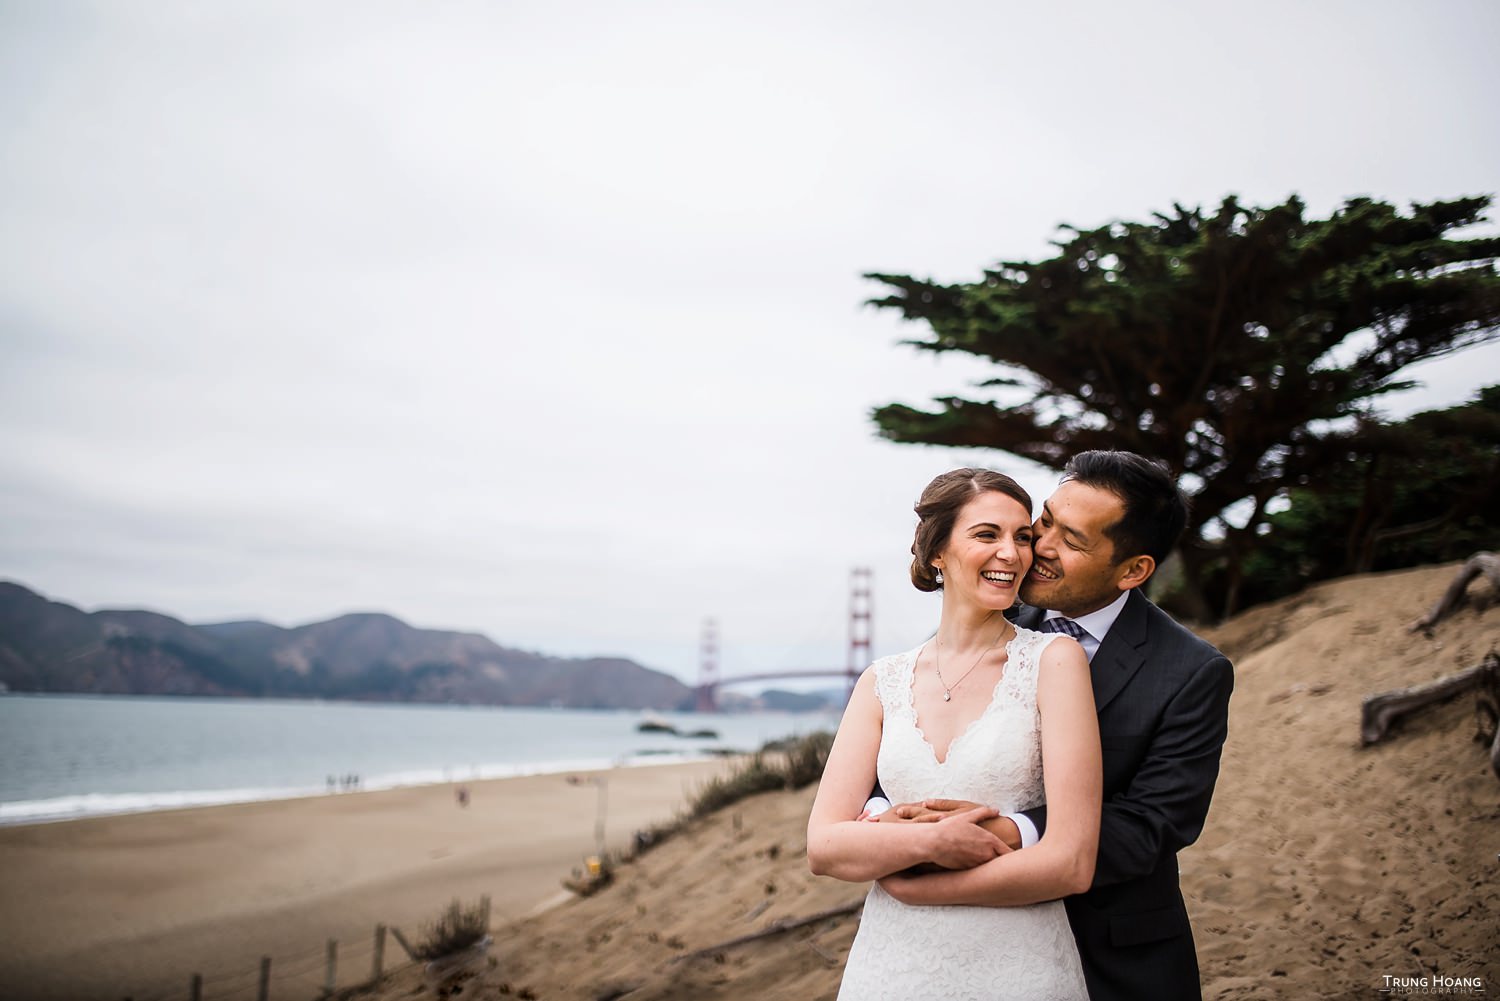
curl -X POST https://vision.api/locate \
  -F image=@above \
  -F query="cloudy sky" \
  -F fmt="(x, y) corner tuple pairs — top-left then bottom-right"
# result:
(3, 1), (1497, 687)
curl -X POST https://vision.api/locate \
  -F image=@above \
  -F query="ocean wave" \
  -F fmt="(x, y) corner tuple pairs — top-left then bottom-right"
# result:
(0, 749), (716, 826)
(0, 786), (325, 824)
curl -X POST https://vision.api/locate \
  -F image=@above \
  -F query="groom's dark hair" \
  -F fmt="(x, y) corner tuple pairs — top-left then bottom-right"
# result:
(1062, 450), (1189, 564)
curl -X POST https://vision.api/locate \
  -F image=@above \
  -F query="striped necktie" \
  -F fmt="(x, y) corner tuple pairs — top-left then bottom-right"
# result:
(1042, 616), (1090, 642)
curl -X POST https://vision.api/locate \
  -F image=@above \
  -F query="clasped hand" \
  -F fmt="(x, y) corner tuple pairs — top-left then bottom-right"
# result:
(861, 798), (1013, 871)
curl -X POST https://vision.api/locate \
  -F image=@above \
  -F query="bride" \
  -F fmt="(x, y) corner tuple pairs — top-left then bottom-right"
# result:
(807, 468), (1101, 1001)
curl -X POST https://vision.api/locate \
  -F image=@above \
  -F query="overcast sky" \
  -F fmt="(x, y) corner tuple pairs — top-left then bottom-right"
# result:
(2, 1), (1497, 688)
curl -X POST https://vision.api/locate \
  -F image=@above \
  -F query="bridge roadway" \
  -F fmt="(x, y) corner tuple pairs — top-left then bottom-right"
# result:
(694, 668), (859, 711)
(708, 669), (857, 687)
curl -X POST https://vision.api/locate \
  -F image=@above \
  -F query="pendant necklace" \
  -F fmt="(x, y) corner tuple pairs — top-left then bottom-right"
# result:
(934, 620), (1009, 701)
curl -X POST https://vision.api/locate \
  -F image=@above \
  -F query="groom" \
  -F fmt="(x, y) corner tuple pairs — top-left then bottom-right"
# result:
(880, 450), (1234, 1001)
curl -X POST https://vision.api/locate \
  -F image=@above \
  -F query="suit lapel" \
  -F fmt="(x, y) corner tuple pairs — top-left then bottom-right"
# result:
(1088, 589), (1150, 712)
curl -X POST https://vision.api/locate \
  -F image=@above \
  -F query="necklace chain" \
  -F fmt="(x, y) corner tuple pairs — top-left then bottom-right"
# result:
(934, 620), (1009, 702)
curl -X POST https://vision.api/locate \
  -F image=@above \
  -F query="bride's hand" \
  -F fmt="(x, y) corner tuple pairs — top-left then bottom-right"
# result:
(875, 803), (1013, 865)
(894, 798), (1023, 851)
(924, 805), (1007, 869)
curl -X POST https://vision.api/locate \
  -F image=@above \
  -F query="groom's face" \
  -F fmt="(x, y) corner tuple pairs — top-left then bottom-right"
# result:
(1020, 480), (1134, 618)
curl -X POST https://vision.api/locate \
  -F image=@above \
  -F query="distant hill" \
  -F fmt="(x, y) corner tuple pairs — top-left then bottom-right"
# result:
(0, 581), (693, 710)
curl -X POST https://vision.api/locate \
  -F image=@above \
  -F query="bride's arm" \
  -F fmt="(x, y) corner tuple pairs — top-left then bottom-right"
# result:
(878, 639), (1102, 905)
(807, 668), (1007, 882)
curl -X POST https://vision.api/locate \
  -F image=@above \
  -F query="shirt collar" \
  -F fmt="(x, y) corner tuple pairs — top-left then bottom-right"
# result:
(1045, 589), (1130, 641)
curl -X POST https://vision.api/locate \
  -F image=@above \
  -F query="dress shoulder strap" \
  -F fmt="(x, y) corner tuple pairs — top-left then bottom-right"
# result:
(1004, 626), (1067, 696)
(870, 647), (919, 719)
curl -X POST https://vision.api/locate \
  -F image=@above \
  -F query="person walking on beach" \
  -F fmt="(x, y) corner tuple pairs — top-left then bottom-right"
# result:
(808, 467), (1102, 999)
(874, 451), (1235, 1001)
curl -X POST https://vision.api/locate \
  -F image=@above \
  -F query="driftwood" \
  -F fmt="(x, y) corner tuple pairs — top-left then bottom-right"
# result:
(1408, 552), (1500, 633)
(1360, 663), (1488, 745)
(1361, 652), (1500, 781)
(672, 899), (864, 964)
(1475, 654), (1500, 779)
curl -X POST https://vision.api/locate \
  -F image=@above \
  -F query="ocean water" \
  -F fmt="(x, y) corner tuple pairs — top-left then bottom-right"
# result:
(0, 694), (839, 825)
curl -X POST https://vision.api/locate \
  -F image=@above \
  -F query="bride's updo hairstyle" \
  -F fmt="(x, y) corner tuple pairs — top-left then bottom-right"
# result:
(910, 468), (1033, 592)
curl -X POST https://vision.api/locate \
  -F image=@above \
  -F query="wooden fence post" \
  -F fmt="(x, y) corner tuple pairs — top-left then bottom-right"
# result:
(324, 938), (337, 996)
(481, 894), (492, 931)
(371, 924), (387, 983)
(189, 974), (202, 1001)
(258, 955), (271, 1001)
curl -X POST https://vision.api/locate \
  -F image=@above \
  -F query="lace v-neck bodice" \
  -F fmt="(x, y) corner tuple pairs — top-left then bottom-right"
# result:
(836, 625), (1088, 1001)
(872, 627), (1054, 814)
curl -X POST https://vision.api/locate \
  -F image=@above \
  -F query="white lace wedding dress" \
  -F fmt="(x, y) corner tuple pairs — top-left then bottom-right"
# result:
(837, 628), (1089, 1001)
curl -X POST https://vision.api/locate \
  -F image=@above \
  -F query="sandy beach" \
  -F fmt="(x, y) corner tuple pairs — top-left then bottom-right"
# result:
(0, 758), (739, 1001)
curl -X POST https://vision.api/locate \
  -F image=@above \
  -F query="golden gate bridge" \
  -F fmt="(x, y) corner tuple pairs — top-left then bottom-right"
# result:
(693, 568), (872, 712)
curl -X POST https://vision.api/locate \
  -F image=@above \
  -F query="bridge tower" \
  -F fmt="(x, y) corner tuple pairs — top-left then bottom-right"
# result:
(694, 617), (719, 713)
(847, 567), (872, 699)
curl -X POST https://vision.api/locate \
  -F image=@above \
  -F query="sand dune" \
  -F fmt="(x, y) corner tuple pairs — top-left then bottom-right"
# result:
(1185, 563), (1499, 999)
(359, 561), (1499, 1000)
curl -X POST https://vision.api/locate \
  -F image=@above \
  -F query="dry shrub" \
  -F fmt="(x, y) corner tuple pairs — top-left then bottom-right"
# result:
(573, 731), (835, 888)
(414, 898), (489, 960)
(687, 730), (834, 819)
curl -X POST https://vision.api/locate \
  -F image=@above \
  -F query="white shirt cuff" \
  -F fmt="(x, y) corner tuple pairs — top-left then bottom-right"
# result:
(1006, 812), (1040, 848)
(863, 796), (892, 817)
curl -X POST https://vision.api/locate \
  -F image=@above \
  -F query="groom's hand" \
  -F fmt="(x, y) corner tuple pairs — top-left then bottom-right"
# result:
(893, 798), (1023, 851)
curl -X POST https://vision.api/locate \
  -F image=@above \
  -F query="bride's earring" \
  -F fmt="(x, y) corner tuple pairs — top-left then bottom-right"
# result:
(934, 569), (944, 586)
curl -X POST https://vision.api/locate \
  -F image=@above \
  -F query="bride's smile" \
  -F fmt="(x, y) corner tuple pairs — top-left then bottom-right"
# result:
(931, 491), (1034, 616)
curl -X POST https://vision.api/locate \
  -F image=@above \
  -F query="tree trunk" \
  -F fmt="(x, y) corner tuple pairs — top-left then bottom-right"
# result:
(1166, 545), (1216, 623)
(1346, 455), (1382, 574)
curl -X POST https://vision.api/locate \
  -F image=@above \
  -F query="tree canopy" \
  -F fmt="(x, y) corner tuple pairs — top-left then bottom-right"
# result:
(1228, 386), (1500, 612)
(867, 194), (1500, 616)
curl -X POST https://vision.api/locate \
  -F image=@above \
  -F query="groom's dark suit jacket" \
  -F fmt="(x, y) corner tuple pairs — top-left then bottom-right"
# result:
(1015, 590), (1233, 1001)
